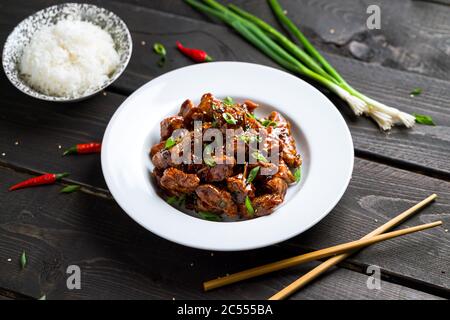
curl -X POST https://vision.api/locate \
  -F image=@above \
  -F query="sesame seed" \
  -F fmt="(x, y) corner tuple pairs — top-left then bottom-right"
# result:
(172, 297), (176, 300)
(190, 262), (194, 267)
(445, 229), (448, 233)
(58, 145), (62, 149)
(14, 141), (19, 146)
(329, 28), (335, 34)
(103, 92), (107, 96)
(210, 252), (214, 257)
(283, 10), (288, 15)
(1, 152), (6, 156)
(141, 41), (146, 46)
(374, 219), (378, 222)
(7, 258), (11, 262)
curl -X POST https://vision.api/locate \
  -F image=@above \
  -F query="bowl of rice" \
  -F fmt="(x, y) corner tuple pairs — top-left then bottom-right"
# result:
(2, 3), (132, 102)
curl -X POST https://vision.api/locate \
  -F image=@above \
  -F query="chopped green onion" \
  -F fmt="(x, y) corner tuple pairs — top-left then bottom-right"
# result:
(245, 196), (254, 217)
(246, 112), (256, 119)
(410, 88), (422, 97)
(204, 157), (216, 167)
(222, 112), (237, 125)
(153, 42), (167, 67)
(294, 167), (301, 183)
(239, 134), (260, 144)
(167, 195), (186, 206)
(153, 43), (166, 56)
(252, 151), (268, 163)
(165, 137), (176, 149)
(166, 196), (178, 205)
(60, 185), (81, 193)
(199, 211), (222, 221)
(223, 96), (234, 106)
(20, 251), (27, 269)
(246, 166), (260, 184)
(413, 113), (435, 126)
(261, 119), (277, 127)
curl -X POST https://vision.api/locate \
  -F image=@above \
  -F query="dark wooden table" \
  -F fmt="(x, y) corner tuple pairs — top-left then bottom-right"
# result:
(0, 0), (449, 300)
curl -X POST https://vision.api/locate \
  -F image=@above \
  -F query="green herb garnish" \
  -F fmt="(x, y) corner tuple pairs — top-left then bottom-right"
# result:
(204, 157), (216, 167)
(153, 43), (167, 67)
(167, 195), (186, 206)
(203, 144), (216, 167)
(247, 166), (260, 184)
(166, 196), (178, 205)
(413, 113), (435, 126)
(261, 119), (277, 127)
(410, 88), (422, 97)
(252, 151), (268, 163)
(222, 113), (237, 125)
(199, 211), (222, 221)
(20, 251), (27, 269)
(165, 137), (176, 149)
(223, 96), (234, 106)
(60, 185), (81, 194)
(294, 167), (301, 183)
(245, 196), (254, 217)
(246, 112), (256, 119)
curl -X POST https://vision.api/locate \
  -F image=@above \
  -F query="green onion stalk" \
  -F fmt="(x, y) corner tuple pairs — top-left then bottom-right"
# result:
(185, 0), (416, 130)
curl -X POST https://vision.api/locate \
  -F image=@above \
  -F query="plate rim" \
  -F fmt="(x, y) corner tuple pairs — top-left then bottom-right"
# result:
(101, 61), (354, 251)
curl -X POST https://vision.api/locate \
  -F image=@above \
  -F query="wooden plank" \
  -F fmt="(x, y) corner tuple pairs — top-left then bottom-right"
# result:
(133, 0), (450, 81)
(1, 1), (450, 182)
(0, 158), (448, 299)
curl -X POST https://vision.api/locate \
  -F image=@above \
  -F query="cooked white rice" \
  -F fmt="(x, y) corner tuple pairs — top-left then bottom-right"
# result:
(19, 20), (120, 97)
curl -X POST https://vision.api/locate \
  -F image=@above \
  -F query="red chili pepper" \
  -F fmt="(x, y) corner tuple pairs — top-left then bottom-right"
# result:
(176, 41), (212, 63)
(9, 173), (69, 191)
(63, 142), (102, 156)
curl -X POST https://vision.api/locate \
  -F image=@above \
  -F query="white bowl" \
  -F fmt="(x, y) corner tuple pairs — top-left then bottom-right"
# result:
(101, 62), (354, 251)
(2, 3), (132, 102)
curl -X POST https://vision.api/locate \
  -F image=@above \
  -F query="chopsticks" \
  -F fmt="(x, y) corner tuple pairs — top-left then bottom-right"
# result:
(204, 194), (438, 296)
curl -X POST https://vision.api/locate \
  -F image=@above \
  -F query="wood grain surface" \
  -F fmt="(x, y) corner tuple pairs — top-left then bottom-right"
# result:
(0, 0), (449, 300)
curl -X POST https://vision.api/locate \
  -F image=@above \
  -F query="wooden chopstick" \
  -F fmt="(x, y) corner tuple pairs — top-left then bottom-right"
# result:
(204, 219), (441, 292)
(203, 194), (438, 293)
(268, 193), (438, 300)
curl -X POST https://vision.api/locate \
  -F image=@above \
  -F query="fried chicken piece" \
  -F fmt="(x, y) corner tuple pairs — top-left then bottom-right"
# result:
(274, 160), (296, 184)
(268, 111), (302, 168)
(150, 141), (166, 158)
(160, 116), (185, 141)
(266, 177), (288, 200)
(197, 93), (220, 120)
(195, 184), (238, 216)
(152, 149), (174, 170)
(252, 195), (283, 217)
(226, 173), (255, 204)
(243, 100), (259, 113)
(159, 167), (200, 197)
(179, 99), (204, 125)
(201, 155), (236, 182)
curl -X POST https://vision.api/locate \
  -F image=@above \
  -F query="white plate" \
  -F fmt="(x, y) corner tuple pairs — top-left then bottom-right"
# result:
(102, 62), (354, 251)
